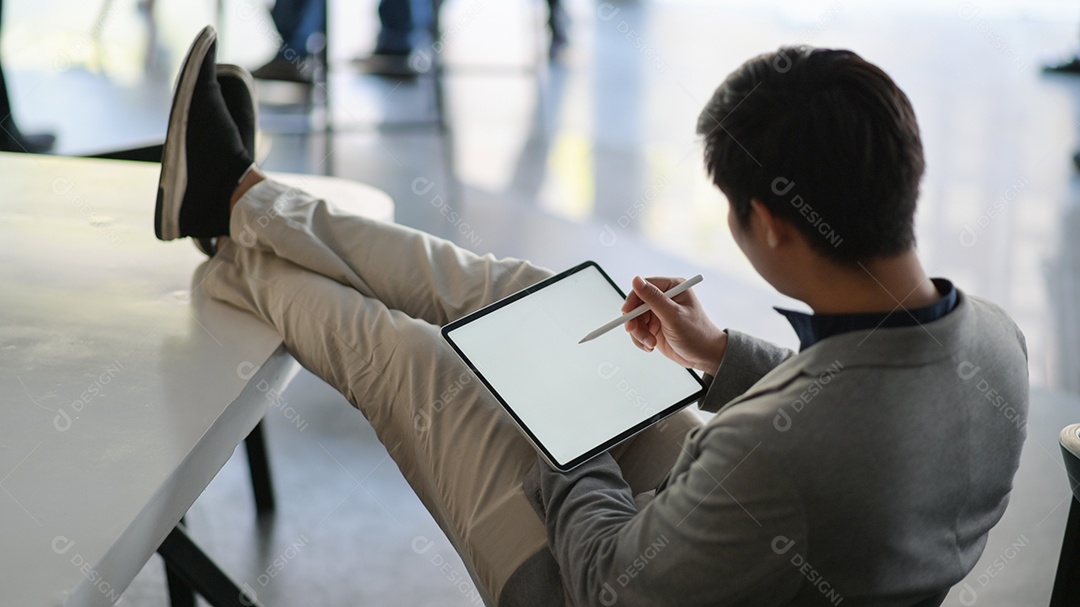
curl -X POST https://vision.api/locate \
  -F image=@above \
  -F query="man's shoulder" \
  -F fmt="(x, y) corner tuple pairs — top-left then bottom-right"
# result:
(963, 291), (1028, 355)
(706, 287), (1028, 439)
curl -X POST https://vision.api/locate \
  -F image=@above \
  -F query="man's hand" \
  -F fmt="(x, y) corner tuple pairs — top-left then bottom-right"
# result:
(623, 276), (727, 375)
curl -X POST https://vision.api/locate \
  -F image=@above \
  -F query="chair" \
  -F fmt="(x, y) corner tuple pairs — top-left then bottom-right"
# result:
(1051, 423), (1080, 605)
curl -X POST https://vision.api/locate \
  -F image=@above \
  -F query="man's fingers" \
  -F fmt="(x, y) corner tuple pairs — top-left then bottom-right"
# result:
(626, 323), (648, 350)
(632, 276), (682, 321)
(625, 315), (656, 350)
(623, 276), (681, 312)
(646, 311), (662, 337)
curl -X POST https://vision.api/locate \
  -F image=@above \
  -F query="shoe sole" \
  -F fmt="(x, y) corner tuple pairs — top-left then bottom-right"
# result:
(155, 25), (217, 242)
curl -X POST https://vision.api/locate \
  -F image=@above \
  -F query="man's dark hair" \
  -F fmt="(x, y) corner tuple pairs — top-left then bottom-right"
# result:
(697, 46), (924, 264)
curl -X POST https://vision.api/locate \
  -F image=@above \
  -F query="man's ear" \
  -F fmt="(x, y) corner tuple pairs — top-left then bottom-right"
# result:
(749, 198), (793, 249)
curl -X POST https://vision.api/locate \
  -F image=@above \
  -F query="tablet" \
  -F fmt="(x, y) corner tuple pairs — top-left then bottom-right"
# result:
(441, 261), (707, 471)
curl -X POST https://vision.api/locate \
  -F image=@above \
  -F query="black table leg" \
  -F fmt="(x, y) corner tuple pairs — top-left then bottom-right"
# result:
(157, 523), (264, 607)
(245, 420), (276, 516)
(164, 515), (197, 607)
(163, 420), (275, 606)
(165, 560), (197, 607)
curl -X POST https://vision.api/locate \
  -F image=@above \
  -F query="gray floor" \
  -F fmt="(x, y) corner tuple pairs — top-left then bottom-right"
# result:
(5, 0), (1080, 604)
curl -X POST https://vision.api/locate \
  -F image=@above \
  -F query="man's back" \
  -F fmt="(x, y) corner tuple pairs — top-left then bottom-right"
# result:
(679, 289), (1029, 605)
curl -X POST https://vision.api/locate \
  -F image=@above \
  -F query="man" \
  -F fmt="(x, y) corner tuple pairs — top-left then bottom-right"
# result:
(156, 27), (1028, 606)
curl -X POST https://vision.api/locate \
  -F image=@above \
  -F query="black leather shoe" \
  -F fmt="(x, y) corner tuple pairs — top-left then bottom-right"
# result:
(251, 55), (315, 84)
(218, 65), (257, 159)
(155, 25), (253, 242)
(352, 52), (422, 78)
(192, 63), (259, 257)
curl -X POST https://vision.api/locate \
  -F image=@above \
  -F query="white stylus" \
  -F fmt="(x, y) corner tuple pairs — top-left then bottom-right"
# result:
(578, 274), (704, 344)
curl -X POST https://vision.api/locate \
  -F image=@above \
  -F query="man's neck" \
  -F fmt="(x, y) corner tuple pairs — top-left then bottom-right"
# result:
(795, 250), (941, 315)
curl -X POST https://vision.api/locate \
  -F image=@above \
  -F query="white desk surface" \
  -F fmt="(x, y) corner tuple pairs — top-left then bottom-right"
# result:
(0, 152), (393, 606)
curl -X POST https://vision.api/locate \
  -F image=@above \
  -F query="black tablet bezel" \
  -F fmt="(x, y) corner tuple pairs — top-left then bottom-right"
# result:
(441, 260), (707, 471)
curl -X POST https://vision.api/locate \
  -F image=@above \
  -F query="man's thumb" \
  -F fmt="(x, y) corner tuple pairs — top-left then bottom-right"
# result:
(632, 276), (679, 319)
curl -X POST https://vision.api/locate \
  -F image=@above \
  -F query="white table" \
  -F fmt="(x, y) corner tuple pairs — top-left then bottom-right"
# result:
(0, 152), (394, 606)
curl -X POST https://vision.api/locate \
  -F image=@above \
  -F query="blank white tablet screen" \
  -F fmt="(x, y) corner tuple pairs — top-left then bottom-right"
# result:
(445, 264), (703, 468)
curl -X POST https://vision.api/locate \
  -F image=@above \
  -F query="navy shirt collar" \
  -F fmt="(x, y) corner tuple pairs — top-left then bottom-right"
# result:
(775, 278), (958, 351)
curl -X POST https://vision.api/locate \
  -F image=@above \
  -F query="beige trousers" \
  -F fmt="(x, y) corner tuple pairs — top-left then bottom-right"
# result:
(202, 179), (702, 605)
